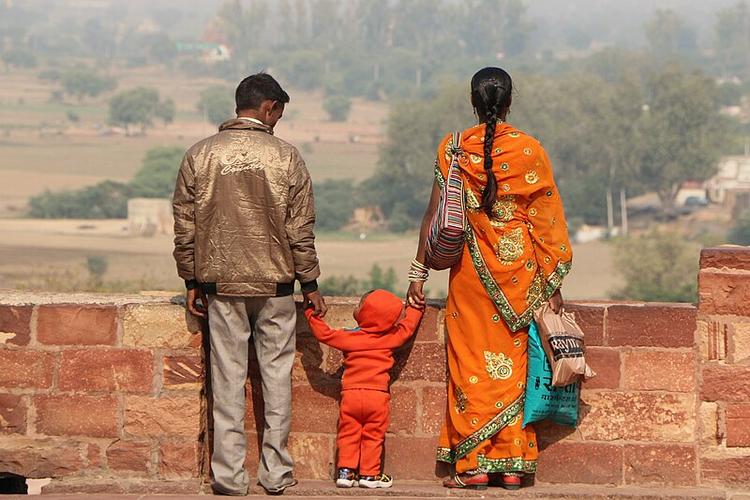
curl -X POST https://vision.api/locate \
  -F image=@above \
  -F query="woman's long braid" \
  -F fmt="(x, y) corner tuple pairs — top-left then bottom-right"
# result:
(480, 97), (501, 214)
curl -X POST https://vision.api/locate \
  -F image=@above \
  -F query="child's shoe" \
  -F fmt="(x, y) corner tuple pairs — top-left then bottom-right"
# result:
(335, 468), (359, 488)
(358, 472), (393, 489)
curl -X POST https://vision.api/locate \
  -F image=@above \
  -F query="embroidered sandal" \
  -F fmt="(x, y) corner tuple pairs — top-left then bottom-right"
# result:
(443, 472), (489, 490)
(500, 472), (522, 490)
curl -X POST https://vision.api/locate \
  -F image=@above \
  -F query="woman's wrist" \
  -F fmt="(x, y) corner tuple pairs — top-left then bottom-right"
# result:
(408, 258), (429, 283)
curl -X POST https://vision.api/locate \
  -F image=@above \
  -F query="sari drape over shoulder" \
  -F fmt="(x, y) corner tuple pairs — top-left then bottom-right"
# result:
(435, 122), (572, 474)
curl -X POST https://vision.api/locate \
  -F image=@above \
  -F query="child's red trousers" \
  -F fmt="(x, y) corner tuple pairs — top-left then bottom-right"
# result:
(337, 389), (390, 476)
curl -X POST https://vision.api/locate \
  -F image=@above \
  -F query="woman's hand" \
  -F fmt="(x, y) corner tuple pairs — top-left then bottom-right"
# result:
(548, 289), (564, 314)
(407, 281), (426, 309)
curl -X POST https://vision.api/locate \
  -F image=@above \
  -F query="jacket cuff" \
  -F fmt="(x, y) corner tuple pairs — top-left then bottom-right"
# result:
(300, 280), (319, 294)
(185, 279), (199, 290)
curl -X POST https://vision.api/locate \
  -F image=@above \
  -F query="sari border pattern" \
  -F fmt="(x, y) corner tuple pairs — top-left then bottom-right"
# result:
(477, 455), (537, 474)
(435, 394), (525, 463)
(465, 227), (571, 332)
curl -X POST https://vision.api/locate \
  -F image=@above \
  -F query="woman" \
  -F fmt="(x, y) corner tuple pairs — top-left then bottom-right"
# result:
(407, 67), (572, 490)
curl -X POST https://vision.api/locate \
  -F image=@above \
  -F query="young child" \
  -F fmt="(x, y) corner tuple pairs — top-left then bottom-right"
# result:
(304, 289), (424, 489)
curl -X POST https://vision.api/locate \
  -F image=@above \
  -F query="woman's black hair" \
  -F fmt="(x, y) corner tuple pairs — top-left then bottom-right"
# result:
(470, 67), (513, 214)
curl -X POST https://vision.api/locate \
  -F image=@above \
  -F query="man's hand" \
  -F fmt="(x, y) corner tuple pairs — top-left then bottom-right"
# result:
(548, 289), (564, 314)
(304, 290), (328, 317)
(187, 287), (208, 319)
(407, 281), (426, 309)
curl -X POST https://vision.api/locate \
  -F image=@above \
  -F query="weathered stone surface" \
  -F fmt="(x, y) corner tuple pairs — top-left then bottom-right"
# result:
(701, 449), (750, 486)
(421, 385), (447, 436)
(534, 420), (579, 448)
(244, 430), (261, 473)
(383, 436), (439, 480)
(578, 392), (695, 442)
(622, 350), (695, 392)
(699, 402), (720, 445)
(701, 247), (750, 271)
(35, 395), (118, 438)
(160, 441), (200, 478)
(0, 305), (32, 346)
(122, 304), (201, 348)
(0, 439), (84, 477)
(0, 350), (54, 389)
(623, 444), (696, 486)
(37, 304), (117, 345)
(414, 306), (441, 343)
(607, 304), (696, 348)
(726, 403), (750, 447)
(537, 441), (622, 485)
(59, 349), (153, 392)
(86, 442), (103, 468)
(289, 433), (332, 480)
(0, 394), (26, 434)
(698, 318), (728, 361)
(584, 347), (620, 390)
(389, 385), (417, 434)
(163, 354), (202, 387)
(731, 321), (750, 364)
(124, 394), (201, 438)
(393, 343), (447, 382)
(566, 303), (606, 346)
(701, 365), (750, 402)
(699, 271), (750, 317)
(106, 440), (152, 472)
(290, 385), (339, 434)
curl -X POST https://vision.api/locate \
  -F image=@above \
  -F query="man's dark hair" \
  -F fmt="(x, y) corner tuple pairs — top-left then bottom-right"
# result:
(235, 73), (290, 112)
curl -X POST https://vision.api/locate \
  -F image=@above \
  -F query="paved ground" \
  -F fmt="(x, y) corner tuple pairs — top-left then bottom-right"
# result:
(11, 479), (743, 499)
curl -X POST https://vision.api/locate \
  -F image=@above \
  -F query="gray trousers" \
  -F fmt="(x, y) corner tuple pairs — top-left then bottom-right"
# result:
(207, 294), (297, 494)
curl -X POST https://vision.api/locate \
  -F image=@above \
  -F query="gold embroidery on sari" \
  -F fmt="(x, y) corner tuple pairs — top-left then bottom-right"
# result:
(525, 170), (539, 185)
(495, 227), (524, 264)
(491, 195), (516, 222)
(454, 386), (468, 414)
(484, 351), (513, 380)
(526, 272), (545, 305)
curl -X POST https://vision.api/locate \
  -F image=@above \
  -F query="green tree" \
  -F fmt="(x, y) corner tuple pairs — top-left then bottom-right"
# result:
(86, 255), (109, 286)
(28, 181), (132, 219)
(155, 98), (176, 126)
(314, 179), (357, 231)
(715, 1), (750, 77)
(366, 263), (398, 293)
(612, 231), (699, 303)
(108, 87), (173, 134)
(129, 146), (185, 198)
(197, 86), (235, 126)
(60, 67), (117, 101)
(1, 47), (37, 68)
(644, 9), (696, 60)
(323, 96), (352, 122)
(728, 211), (750, 245)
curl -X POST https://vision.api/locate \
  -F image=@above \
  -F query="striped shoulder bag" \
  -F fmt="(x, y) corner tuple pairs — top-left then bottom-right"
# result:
(425, 131), (466, 270)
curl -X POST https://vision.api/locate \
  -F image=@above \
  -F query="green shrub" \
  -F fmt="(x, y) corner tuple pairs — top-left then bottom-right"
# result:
(323, 96), (352, 122)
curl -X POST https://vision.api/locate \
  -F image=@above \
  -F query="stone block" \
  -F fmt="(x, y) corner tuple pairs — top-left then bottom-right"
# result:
(622, 350), (696, 392)
(59, 349), (153, 393)
(290, 385), (339, 434)
(124, 394), (201, 438)
(244, 430), (261, 473)
(393, 343), (447, 383)
(0, 394), (26, 434)
(0, 439), (84, 477)
(726, 403), (750, 447)
(122, 304), (201, 349)
(536, 441), (622, 485)
(731, 321), (750, 364)
(701, 365), (750, 402)
(607, 304), (696, 348)
(86, 442), (104, 468)
(160, 441), (199, 478)
(106, 440), (152, 472)
(701, 450), (750, 486)
(698, 318), (728, 361)
(382, 436), (439, 480)
(584, 347), (620, 390)
(414, 306), (441, 343)
(623, 444), (696, 486)
(421, 386), (447, 436)
(0, 350), (54, 389)
(35, 394), (118, 438)
(289, 433), (332, 480)
(699, 271), (750, 316)
(163, 354), (202, 387)
(578, 391), (695, 442)
(37, 305), (117, 345)
(699, 402), (720, 445)
(701, 247), (750, 272)
(0, 305), (32, 346)
(566, 303), (606, 346)
(389, 385), (417, 434)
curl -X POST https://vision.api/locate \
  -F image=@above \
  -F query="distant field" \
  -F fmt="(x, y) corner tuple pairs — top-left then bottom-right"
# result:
(0, 67), (387, 215)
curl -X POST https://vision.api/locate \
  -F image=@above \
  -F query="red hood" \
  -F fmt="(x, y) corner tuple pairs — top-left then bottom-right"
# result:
(354, 289), (404, 334)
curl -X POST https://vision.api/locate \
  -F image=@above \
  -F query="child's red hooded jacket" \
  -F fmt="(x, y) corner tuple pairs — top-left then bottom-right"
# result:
(305, 290), (423, 391)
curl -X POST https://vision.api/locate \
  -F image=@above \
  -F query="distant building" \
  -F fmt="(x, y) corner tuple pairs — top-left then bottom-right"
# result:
(706, 155), (750, 206)
(675, 180), (708, 206)
(127, 198), (173, 237)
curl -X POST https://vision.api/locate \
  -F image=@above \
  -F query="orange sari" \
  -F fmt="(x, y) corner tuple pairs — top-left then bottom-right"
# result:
(435, 122), (572, 475)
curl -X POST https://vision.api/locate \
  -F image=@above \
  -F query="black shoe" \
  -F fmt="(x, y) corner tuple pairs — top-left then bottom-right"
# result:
(358, 472), (393, 489)
(336, 468), (359, 488)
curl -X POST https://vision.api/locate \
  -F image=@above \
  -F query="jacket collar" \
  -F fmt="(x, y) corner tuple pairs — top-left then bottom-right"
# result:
(218, 118), (274, 135)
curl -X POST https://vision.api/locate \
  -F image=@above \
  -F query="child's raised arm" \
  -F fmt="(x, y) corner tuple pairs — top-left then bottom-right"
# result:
(304, 307), (353, 351)
(377, 306), (424, 350)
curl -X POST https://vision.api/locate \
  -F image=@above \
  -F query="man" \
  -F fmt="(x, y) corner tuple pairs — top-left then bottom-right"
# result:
(172, 73), (327, 496)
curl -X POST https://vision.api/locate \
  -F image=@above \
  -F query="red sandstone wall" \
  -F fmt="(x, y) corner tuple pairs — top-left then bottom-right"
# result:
(0, 246), (747, 493)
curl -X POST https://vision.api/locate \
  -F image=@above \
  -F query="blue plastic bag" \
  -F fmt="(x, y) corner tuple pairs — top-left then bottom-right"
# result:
(522, 321), (580, 428)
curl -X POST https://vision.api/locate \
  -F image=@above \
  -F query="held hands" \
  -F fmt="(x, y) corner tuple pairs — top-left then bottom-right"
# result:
(187, 288), (208, 319)
(304, 290), (328, 318)
(548, 289), (564, 314)
(406, 281), (426, 309)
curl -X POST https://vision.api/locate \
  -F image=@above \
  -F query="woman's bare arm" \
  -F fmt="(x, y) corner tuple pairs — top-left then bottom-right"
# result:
(407, 180), (441, 308)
